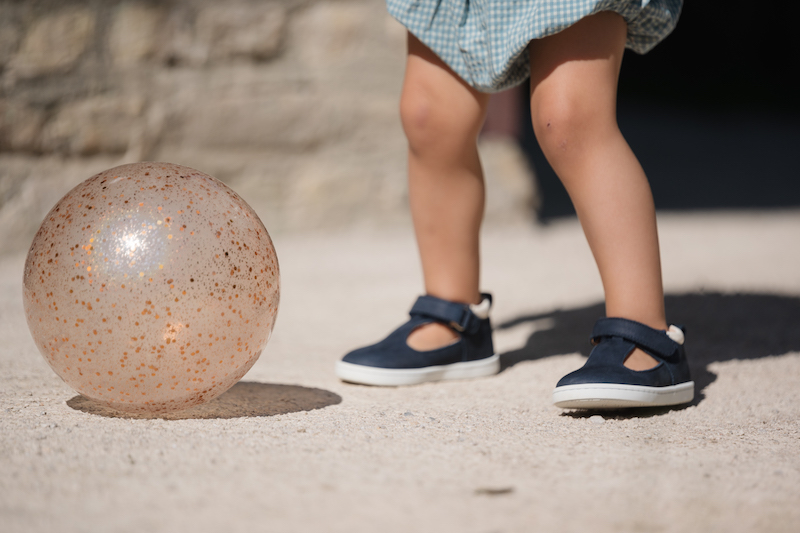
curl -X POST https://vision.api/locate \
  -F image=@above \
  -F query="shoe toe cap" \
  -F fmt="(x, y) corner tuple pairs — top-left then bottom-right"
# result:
(556, 363), (675, 388)
(341, 346), (385, 367)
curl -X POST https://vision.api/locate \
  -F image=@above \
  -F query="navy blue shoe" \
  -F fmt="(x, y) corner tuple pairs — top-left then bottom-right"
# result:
(552, 317), (694, 409)
(335, 294), (498, 386)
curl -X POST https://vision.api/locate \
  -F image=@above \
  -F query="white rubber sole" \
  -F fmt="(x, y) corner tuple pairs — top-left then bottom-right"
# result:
(335, 354), (500, 386)
(552, 381), (695, 409)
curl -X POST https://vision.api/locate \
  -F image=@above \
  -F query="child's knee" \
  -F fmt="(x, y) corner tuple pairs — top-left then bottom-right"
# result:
(399, 88), (435, 151)
(531, 91), (615, 165)
(531, 94), (582, 157)
(400, 84), (481, 157)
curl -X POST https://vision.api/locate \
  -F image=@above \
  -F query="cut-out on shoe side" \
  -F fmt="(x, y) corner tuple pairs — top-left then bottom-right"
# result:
(406, 322), (460, 351)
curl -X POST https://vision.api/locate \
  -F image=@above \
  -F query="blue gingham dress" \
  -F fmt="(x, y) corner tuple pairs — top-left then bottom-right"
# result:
(387, 0), (682, 92)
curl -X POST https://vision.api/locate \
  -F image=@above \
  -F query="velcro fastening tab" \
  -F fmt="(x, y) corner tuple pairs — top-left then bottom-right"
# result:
(410, 295), (481, 335)
(591, 317), (679, 358)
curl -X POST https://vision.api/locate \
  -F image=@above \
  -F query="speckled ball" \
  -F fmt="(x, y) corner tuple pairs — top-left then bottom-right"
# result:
(23, 162), (280, 414)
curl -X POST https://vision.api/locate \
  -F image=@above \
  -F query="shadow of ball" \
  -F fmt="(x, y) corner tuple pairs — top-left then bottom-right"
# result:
(66, 381), (341, 419)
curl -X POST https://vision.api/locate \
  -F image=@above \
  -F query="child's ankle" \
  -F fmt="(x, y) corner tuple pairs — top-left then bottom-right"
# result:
(407, 322), (459, 351)
(623, 347), (658, 371)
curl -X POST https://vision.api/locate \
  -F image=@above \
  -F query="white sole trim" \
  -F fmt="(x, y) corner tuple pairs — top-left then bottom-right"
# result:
(552, 381), (695, 409)
(335, 354), (500, 386)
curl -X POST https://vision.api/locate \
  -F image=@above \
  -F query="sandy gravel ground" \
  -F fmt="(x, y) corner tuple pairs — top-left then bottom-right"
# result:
(2, 211), (799, 533)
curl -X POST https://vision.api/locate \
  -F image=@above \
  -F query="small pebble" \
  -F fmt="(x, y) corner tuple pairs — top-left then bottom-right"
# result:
(589, 415), (605, 424)
(474, 486), (515, 496)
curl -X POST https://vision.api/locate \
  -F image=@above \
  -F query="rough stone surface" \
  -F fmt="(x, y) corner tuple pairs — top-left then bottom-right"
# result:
(108, 2), (166, 67)
(0, 4), (21, 68)
(196, 4), (286, 63)
(8, 7), (96, 79)
(178, 88), (353, 150)
(40, 95), (145, 155)
(0, 155), (122, 254)
(0, 100), (46, 152)
(289, 2), (383, 67)
(0, 0), (538, 255)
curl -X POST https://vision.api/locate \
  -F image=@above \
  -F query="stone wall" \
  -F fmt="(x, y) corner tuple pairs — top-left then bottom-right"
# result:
(0, 0), (537, 255)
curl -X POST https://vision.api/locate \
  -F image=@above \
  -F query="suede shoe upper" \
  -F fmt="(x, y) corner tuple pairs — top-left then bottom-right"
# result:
(556, 317), (692, 388)
(341, 294), (494, 370)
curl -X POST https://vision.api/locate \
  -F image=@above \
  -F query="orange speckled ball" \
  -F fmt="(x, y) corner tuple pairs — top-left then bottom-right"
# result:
(23, 162), (280, 414)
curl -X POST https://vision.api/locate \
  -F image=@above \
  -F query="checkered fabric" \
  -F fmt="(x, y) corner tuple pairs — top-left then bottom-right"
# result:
(387, 0), (682, 92)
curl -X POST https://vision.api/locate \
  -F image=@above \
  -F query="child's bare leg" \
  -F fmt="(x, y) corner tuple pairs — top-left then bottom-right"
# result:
(529, 12), (664, 370)
(400, 33), (490, 350)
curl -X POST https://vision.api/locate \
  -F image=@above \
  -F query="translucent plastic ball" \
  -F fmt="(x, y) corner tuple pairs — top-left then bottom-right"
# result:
(23, 162), (280, 414)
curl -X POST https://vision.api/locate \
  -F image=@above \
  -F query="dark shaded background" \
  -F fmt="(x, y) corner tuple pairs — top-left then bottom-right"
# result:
(516, 2), (800, 219)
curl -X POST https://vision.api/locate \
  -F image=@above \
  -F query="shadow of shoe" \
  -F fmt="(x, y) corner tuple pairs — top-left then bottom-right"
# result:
(497, 292), (800, 412)
(66, 381), (342, 420)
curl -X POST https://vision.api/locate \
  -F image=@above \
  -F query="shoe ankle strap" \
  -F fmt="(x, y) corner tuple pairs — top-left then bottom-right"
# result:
(410, 294), (491, 335)
(591, 317), (682, 359)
